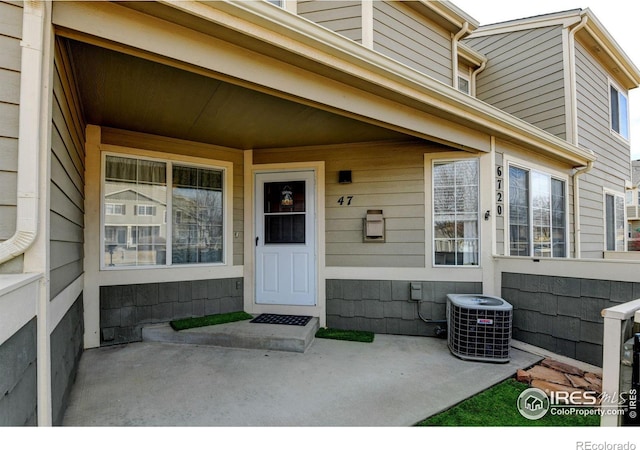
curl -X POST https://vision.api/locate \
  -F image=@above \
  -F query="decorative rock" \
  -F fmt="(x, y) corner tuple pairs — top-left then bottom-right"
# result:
(516, 369), (531, 383)
(526, 365), (572, 386)
(540, 358), (585, 377)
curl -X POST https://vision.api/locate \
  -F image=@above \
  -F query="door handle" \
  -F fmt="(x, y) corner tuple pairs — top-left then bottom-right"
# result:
(256, 236), (259, 247)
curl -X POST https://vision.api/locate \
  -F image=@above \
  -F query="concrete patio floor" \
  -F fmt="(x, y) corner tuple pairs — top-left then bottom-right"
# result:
(62, 333), (542, 426)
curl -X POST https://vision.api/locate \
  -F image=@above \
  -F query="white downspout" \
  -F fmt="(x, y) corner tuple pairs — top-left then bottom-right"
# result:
(471, 59), (486, 97)
(452, 22), (469, 90)
(0, 1), (45, 265)
(568, 14), (591, 259)
(573, 161), (593, 259)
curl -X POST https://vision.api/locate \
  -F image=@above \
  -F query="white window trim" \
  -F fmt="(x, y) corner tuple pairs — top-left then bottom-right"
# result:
(503, 155), (569, 259)
(430, 156), (481, 268)
(100, 147), (233, 271)
(608, 78), (630, 142)
(603, 188), (626, 252)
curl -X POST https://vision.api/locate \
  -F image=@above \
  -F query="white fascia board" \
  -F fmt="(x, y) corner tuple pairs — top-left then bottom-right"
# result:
(582, 9), (640, 89)
(469, 9), (583, 37)
(416, 0), (480, 31)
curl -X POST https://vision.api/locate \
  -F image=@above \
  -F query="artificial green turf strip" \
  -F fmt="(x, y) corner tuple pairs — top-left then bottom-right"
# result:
(415, 378), (600, 427)
(315, 328), (374, 343)
(170, 311), (253, 331)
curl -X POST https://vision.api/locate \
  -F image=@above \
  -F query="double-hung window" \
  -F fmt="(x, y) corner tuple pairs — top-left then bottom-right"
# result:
(508, 165), (566, 258)
(433, 159), (479, 266)
(610, 82), (629, 140)
(605, 191), (625, 251)
(102, 154), (225, 268)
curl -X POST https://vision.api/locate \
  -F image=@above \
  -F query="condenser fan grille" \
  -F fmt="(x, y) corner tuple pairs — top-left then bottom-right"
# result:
(447, 294), (512, 363)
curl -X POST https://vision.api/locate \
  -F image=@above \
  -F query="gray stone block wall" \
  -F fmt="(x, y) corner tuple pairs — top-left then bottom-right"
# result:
(0, 318), (38, 426)
(502, 273), (640, 367)
(326, 279), (482, 337)
(100, 278), (243, 346)
(50, 294), (84, 426)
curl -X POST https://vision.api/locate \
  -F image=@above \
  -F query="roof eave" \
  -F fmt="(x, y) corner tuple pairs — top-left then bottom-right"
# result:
(170, 1), (593, 166)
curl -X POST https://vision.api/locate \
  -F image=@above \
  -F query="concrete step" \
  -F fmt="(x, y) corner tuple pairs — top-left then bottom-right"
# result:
(142, 317), (319, 353)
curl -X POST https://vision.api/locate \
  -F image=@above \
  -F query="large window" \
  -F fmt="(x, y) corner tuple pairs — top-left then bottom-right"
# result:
(433, 159), (479, 266)
(508, 165), (566, 258)
(102, 154), (224, 268)
(610, 83), (629, 140)
(605, 192), (625, 251)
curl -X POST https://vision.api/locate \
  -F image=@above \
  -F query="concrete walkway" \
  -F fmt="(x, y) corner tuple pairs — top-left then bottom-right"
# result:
(62, 334), (541, 426)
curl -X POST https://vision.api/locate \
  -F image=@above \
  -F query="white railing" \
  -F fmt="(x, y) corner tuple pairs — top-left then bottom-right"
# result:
(600, 298), (640, 426)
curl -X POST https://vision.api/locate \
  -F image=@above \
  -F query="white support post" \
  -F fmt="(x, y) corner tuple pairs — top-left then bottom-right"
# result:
(601, 316), (623, 426)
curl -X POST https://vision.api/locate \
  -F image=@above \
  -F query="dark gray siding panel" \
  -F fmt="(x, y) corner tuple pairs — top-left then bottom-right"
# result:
(326, 279), (482, 336)
(575, 41), (631, 258)
(466, 26), (567, 140)
(0, 1), (22, 273)
(298, 1), (362, 43)
(50, 40), (85, 299)
(0, 317), (38, 426)
(100, 278), (243, 346)
(502, 272), (640, 367)
(373, 1), (452, 85)
(50, 294), (84, 426)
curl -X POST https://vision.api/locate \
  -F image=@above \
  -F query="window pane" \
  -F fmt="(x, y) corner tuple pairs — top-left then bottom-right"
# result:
(605, 194), (615, 251)
(458, 77), (470, 94)
(433, 160), (478, 265)
(104, 155), (167, 267)
(264, 181), (305, 213)
(509, 166), (529, 256)
(611, 85), (620, 133)
(551, 179), (566, 257)
(616, 195), (625, 251)
(619, 92), (629, 139)
(265, 215), (305, 244)
(172, 165), (223, 264)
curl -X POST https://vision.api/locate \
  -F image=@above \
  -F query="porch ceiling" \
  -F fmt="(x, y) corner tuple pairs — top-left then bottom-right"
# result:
(63, 38), (414, 150)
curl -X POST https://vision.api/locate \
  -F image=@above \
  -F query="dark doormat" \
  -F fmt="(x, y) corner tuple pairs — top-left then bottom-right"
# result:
(250, 314), (312, 326)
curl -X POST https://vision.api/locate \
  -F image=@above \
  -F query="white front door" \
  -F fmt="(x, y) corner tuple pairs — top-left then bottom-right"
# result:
(255, 171), (316, 306)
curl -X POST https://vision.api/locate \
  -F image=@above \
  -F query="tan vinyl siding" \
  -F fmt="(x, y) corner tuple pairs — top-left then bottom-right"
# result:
(372, 1), (452, 85)
(100, 128), (245, 266)
(574, 41), (631, 258)
(253, 142), (452, 267)
(465, 26), (567, 139)
(297, 1), (362, 43)
(50, 40), (86, 299)
(0, 1), (22, 273)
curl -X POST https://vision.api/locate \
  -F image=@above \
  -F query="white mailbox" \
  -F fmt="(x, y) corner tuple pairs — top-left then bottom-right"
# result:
(363, 209), (385, 242)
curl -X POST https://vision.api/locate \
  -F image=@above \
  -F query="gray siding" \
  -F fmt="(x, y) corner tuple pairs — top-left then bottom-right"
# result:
(327, 279), (482, 336)
(254, 143), (440, 267)
(297, 1), (362, 43)
(373, 1), (452, 85)
(465, 26), (567, 139)
(574, 41), (631, 258)
(50, 40), (86, 299)
(50, 294), (84, 426)
(100, 278), (243, 346)
(502, 272), (640, 367)
(0, 318), (38, 426)
(0, 1), (22, 273)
